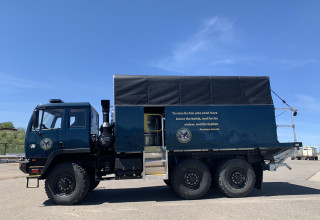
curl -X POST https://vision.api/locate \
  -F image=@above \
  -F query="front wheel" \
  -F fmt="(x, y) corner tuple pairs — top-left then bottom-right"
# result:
(216, 159), (255, 198)
(45, 162), (90, 205)
(172, 160), (211, 199)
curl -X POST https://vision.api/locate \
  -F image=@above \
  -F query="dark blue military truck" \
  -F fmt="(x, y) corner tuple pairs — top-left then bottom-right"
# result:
(19, 75), (302, 205)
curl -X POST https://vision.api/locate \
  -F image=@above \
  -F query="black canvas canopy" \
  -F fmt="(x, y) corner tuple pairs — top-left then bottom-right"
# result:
(114, 75), (273, 106)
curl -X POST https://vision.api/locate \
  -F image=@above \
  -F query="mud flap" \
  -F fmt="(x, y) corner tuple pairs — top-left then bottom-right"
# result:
(253, 164), (263, 190)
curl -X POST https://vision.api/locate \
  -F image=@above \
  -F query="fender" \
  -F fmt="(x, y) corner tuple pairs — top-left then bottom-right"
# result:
(41, 148), (91, 177)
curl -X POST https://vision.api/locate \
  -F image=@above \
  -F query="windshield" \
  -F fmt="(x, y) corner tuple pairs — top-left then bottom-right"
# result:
(32, 109), (64, 130)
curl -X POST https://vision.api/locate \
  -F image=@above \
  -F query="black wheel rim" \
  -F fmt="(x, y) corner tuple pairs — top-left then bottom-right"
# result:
(55, 173), (76, 195)
(182, 169), (202, 190)
(228, 168), (247, 189)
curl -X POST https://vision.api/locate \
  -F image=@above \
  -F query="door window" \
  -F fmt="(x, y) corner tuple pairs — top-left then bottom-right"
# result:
(91, 108), (99, 135)
(69, 109), (86, 128)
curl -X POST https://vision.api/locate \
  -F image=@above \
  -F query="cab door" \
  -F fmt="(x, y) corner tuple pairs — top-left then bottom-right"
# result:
(65, 107), (90, 149)
(28, 108), (66, 158)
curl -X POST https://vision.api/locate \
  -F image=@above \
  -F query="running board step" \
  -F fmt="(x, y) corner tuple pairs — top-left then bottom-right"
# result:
(26, 175), (40, 188)
(145, 159), (167, 167)
(143, 148), (168, 180)
(144, 173), (167, 180)
(145, 166), (166, 175)
(144, 152), (165, 160)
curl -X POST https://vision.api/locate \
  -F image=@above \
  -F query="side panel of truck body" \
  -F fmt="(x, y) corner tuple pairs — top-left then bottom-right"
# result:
(165, 105), (278, 150)
(114, 105), (279, 152)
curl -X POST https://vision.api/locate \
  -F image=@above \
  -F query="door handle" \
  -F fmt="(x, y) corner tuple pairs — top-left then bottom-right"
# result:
(59, 141), (64, 149)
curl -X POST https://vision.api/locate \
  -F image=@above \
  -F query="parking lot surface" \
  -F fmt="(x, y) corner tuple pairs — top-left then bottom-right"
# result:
(0, 160), (319, 220)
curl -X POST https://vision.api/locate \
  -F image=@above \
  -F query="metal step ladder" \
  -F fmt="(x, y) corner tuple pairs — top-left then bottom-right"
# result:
(143, 146), (168, 180)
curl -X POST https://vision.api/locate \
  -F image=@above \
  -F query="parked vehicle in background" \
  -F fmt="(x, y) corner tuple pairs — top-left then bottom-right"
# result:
(292, 147), (318, 160)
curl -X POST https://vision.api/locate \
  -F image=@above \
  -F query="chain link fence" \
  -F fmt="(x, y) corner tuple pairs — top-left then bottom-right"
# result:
(0, 143), (24, 155)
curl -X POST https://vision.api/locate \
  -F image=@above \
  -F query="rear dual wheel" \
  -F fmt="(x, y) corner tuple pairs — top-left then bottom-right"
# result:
(215, 159), (255, 198)
(172, 160), (211, 199)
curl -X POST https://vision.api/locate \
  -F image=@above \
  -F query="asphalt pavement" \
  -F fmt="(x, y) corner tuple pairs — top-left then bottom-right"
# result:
(0, 160), (319, 220)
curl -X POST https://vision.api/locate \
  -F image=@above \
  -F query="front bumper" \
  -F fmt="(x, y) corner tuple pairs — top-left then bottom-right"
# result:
(19, 161), (29, 174)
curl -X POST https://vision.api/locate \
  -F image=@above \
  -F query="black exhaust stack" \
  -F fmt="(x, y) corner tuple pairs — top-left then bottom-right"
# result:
(99, 100), (114, 150)
(101, 100), (110, 128)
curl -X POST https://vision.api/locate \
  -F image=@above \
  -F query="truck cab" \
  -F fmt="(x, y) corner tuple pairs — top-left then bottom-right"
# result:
(22, 100), (99, 175)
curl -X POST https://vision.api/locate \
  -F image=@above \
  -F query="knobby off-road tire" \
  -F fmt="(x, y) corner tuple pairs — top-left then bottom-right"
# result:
(215, 159), (255, 198)
(171, 160), (211, 199)
(45, 162), (90, 205)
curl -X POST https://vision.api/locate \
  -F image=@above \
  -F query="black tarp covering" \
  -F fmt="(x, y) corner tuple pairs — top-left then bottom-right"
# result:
(114, 75), (273, 106)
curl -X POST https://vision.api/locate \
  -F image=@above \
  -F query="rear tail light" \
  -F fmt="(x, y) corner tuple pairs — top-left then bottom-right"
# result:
(31, 169), (40, 174)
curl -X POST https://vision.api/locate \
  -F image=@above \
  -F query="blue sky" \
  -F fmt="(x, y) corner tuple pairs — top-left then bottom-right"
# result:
(0, 1), (319, 148)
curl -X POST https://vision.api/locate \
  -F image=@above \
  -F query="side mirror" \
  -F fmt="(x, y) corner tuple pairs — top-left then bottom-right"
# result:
(32, 110), (39, 129)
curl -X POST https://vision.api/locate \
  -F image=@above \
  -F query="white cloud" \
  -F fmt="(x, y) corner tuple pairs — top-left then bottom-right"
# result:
(209, 59), (234, 66)
(151, 17), (236, 74)
(0, 73), (40, 89)
(295, 94), (320, 113)
(0, 72), (69, 92)
(150, 16), (318, 74)
(280, 59), (317, 69)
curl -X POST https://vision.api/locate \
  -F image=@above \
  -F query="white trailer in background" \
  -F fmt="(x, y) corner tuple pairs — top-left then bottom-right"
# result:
(303, 147), (318, 160)
(292, 147), (318, 160)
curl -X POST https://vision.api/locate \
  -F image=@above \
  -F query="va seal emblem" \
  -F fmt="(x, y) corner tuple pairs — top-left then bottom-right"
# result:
(40, 138), (53, 150)
(177, 128), (192, 143)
